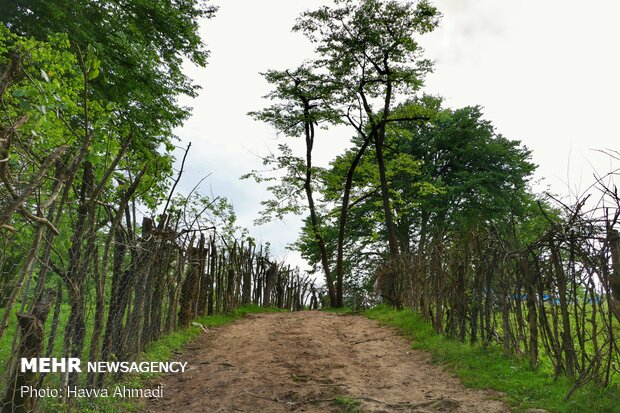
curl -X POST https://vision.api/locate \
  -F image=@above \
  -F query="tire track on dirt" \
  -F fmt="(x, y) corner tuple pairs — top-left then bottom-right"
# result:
(145, 311), (509, 412)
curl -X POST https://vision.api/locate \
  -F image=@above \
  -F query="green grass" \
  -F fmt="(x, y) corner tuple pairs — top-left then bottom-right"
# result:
(486, 302), (620, 382)
(0, 303), (83, 376)
(364, 305), (620, 413)
(0, 297), (126, 379)
(333, 396), (361, 413)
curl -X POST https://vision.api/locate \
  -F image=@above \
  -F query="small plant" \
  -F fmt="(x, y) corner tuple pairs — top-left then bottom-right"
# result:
(333, 396), (361, 413)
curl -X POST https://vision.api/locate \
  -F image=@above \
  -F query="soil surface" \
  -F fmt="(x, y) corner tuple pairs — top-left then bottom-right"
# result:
(145, 311), (509, 413)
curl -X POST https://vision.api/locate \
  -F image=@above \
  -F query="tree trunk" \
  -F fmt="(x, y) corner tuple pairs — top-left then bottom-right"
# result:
(374, 127), (401, 308)
(263, 263), (276, 307)
(300, 101), (337, 306)
(519, 257), (539, 370)
(608, 229), (620, 310)
(2, 290), (55, 413)
(550, 240), (576, 378)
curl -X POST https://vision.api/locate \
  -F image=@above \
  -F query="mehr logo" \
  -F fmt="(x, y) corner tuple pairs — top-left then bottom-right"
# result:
(21, 358), (81, 373)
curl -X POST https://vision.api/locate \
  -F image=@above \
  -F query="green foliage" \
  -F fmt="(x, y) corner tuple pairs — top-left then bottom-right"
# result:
(0, 27), (81, 144)
(333, 396), (361, 413)
(365, 306), (620, 413)
(1, 0), (216, 127)
(249, 65), (342, 137)
(242, 144), (311, 224)
(1, 0), (218, 208)
(293, 0), (440, 103)
(393, 101), (536, 231)
(293, 95), (537, 307)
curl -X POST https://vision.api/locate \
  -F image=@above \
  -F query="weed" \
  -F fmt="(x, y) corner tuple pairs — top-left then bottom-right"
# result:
(333, 396), (361, 413)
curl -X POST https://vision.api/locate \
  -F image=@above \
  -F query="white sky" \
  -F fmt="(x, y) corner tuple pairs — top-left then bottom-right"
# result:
(174, 0), (620, 270)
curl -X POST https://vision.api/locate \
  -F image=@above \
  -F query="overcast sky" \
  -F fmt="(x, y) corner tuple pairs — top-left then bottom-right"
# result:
(173, 0), (620, 270)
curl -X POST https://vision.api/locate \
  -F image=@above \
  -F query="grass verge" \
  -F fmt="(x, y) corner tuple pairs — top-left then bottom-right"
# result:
(364, 305), (620, 413)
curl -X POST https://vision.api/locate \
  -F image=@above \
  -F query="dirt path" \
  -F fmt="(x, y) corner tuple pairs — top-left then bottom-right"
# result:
(145, 311), (509, 413)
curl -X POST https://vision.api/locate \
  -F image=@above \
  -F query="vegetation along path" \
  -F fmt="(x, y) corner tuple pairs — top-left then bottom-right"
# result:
(145, 311), (509, 413)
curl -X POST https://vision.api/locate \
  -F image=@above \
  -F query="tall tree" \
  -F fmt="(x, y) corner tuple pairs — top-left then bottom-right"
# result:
(297, 99), (536, 307)
(0, 0), (217, 391)
(247, 66), (340, 305)
(1, 1), (217, 200)
(293, 0), (440, 306)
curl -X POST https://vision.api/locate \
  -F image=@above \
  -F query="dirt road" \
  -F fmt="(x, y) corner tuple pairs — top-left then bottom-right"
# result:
(145, 311), (509, 412)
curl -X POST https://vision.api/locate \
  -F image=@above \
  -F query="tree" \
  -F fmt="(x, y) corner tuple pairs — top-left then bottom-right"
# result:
(392, 101), (536, 242)
(294, 0), (440, 306)
(0, 0), (219, 398)
(298, 98), (535, 309)
(247, 66), (341, 305)
(0, 28), (86, 340)
(251, 0), (440, 307)
(1, 0), (216, 148)
(1, 0), (218, 209)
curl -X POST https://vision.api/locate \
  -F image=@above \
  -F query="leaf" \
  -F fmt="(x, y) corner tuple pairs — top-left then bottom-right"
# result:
(18, 100), (31, 110)
(87, 68), (99, 80)
(12, 89), (26, 97)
